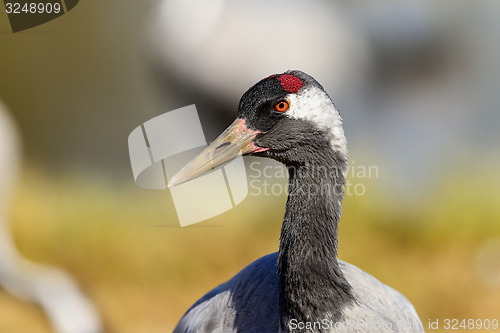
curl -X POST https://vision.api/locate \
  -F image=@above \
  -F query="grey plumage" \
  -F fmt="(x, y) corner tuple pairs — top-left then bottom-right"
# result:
(174, 253), (423, 333)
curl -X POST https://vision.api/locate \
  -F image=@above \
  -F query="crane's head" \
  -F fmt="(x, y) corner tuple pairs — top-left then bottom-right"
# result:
(168, 70), (347, 187)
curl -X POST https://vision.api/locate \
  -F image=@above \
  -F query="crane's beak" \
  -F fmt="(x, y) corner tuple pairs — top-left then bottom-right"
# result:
(167, 118), (268, 188)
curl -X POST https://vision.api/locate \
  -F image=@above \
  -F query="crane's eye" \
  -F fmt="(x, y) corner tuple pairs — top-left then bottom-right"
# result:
(274, 100), (290, 112)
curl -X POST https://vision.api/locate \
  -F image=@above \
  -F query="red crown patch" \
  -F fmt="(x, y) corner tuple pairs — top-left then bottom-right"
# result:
(278, 74), (303, 93)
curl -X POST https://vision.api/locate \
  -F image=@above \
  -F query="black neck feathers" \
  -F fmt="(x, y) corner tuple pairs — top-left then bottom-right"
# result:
(277, 151), (355, 331)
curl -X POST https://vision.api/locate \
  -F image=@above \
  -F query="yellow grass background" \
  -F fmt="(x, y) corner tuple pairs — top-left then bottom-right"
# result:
(1, 164), (500, 333)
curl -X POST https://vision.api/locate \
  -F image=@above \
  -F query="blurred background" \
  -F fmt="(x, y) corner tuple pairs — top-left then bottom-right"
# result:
(1, 0), (500, 332)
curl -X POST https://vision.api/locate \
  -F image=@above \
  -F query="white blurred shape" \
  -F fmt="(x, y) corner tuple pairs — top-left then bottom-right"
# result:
(150, 0), (370, 101)
(0, 101), (103, 333)
(158, 0), (226, 52)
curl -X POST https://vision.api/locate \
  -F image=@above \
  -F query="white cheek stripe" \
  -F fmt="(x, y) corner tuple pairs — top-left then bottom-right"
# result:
(286, 87), (347, 158)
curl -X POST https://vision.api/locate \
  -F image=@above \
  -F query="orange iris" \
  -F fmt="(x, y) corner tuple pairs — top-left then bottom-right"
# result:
(275, 100), (290, 112)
